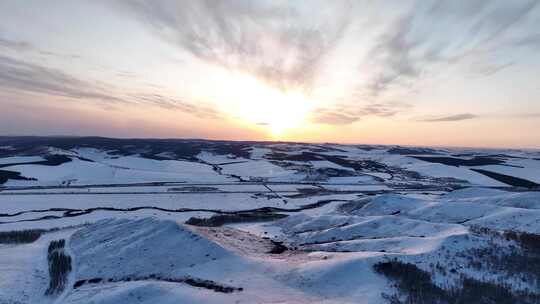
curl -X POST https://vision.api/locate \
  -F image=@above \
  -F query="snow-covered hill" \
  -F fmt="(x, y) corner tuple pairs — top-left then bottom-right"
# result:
(0, 137), (539, 303)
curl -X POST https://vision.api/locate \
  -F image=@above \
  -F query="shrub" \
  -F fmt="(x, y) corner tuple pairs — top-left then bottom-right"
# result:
(45, 239), (72, 295)
(373, 260), (540, 304)
(0, 229), (43, 244)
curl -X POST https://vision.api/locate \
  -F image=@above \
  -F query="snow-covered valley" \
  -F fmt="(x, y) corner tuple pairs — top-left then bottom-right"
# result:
(0, 137), (539, 303)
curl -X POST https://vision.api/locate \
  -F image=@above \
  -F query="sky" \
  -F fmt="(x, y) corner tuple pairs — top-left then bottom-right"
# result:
(0, 0), (539, 149)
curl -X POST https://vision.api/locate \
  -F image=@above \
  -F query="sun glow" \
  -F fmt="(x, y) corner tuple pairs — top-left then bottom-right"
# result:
(213, 72), (314, 139)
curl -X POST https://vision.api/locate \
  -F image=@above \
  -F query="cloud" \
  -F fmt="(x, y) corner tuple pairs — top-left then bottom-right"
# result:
(417, 112), (540, 122)
(474, 61), (516, 76)
(311, 111), (358, 125)
(418, 113), (477, 122)
(127, 92), (221, 119)
(0, 33), (223, 119)
(515, 33), (540, 49)
(0, 55), (125, 102)
(0, 36), (81, 59)
(0, 55), (222, 119)
(117, 0), (352, 92)
(363, 0), (539, 96)
(0, 37), (33, 52)
(312, 102), (411, 125)
(112, 0), (540, 112)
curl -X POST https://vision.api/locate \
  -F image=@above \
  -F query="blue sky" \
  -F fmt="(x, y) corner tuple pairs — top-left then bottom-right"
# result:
(0, 0), (539, 148)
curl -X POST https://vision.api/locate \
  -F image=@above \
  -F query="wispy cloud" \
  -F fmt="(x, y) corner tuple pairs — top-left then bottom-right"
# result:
(117, 0), (352, 92)
(0, 37), (33, 52)
(0, 55), (124, 102)
(127, 93), (221, 119)
(312, 102), (411, 125)
(515, 33), (540, 49)
(417, 113), (478, 122)
(0, 55), (222, 119)
(0, 36), (81, 59)
(363, 0), (539, 96)
(474, 62), (516, 77)
(110, 0), (540, 123)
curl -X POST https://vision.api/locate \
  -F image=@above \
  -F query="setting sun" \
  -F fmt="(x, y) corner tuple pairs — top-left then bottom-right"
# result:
(212, 72), (314, 138)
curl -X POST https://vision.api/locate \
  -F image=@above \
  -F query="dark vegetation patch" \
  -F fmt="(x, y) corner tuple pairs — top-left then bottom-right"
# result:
(375, 228), (540, 303)
(2, 181), (183, 191)
(311, 144), (348, 153)
(470, 169), (539, 188)
(284, 187), (330, 198)
(413, 156), (505, 167)
(321, 155), (388, 172)
(186, 212), (288, 227)
(489, 154), (528, 160)
(0, 224), (87, 244)
(45, 239), (72, 296)
(387, 147), (444, 155)
(266, 240), (288, 254)
(357, 145), (382, 151)
(451, 153), (474, 158)
(0, 199), (345, 225)
(167, 186), (220, 192)
(0, 154), (73, 169)
(0, 136), (256, 161)
(465, 226), (540, 288)
(251, 192), (281, 200)
(306, 168), (358, 181)
(266, 151), (389, 172)
(449, 153), (527, 160)
(73, 275), (242, 293)
(267, 151), (324, 162)
(374, 260), (540, 304)
(374, 261), (448, 304)
(0, 155), (75, 184)
(283, 187), (376, 198)
(0, 169), (36, 184)
(0, 229), (43, 244)
(335, 198), (371, 214)
(312, 167), (357, 178)
(503, 230), (540, 253)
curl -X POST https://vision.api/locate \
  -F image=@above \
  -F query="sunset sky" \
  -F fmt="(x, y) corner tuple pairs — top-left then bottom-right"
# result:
(1, 0), (539, 148)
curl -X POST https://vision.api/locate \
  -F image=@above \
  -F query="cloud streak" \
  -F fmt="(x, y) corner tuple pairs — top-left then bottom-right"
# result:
(0, 55), (124, 102)
(127, 93), (221, 119)
(95, 1), (540, 126)
(363, 0), (539, 96)
(0, 55), (221, 119)
(2, 0), (539, 141)
(418, 113), (478, 122)
(0, 37), (33, 52)
(312, 102), (412, 125)
(118, 0), (352, 92)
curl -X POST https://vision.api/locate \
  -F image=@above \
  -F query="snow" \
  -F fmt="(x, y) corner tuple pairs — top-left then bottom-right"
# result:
(402, 161), (507, 186)
(3, 157), (229, 187)
(220, 160), (302, 181)
(0, 228), (77, 304)
(0, 156), (45, 165)
(309, 160), (354, 171)
(1, 142), (539, 303)
(477, 159), (540, 183)
(69, 218), (237, 280)
(196, 151), (248, 164)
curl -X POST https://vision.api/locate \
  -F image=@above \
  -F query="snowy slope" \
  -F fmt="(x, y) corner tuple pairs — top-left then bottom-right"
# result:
(0, 138), (539, 303)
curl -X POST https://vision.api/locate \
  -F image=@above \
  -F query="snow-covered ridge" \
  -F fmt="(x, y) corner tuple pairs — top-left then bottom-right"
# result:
(0, 138), (539, 303)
